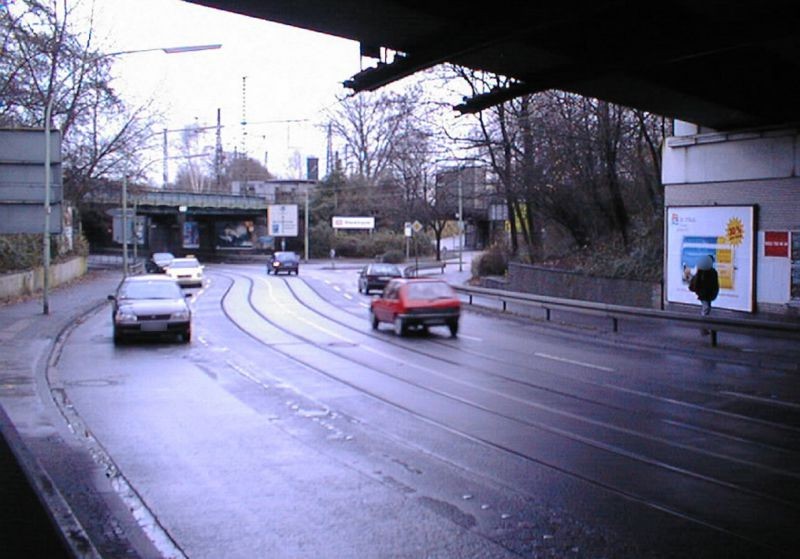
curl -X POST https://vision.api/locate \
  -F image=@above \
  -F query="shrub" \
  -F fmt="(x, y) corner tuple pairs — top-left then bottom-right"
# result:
(472, 244), (508, 277)
(381, 250), (405, 264)
(309, 224), (432, 261)
(0, 232), (90, 274)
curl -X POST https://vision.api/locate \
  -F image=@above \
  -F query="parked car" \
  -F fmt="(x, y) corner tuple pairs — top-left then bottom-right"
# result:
(165, 256), (204, 287)
(268, 251), (300, 275)
(145, 251), (174, 273)
(108, 275), (192, 344)
(358, 263), (403, 294)
(370, 278), (461, 337)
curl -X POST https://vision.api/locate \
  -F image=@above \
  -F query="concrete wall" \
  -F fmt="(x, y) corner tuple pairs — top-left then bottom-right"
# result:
(0, 256), (87, 301)
(506, 262), (662, 309)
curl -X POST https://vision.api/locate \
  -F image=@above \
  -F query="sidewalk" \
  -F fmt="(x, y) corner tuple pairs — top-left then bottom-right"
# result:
(0, 269), (148, 558)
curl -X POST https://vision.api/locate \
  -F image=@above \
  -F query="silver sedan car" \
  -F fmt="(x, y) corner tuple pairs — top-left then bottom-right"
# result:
(108, 275), (192, 344)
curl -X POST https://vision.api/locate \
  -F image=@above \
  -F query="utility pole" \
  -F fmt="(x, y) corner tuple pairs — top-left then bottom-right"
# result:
(122, 174), (128, 277)
(215, 108), (223, 190)
(162, 128), (168, 188)
(458, 170), (464, 272)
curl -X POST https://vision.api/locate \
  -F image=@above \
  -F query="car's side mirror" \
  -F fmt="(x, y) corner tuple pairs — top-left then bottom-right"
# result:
(107, 294), (115, 301)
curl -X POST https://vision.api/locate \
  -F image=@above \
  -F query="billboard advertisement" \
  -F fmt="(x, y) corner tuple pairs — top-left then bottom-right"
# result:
(183, 221), (199, 249)
(215, 221), (254, 248)
(666, 206), (755, 312)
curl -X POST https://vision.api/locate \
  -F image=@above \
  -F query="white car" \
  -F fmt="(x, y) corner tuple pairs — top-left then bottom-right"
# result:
(165, 256), (204, 287)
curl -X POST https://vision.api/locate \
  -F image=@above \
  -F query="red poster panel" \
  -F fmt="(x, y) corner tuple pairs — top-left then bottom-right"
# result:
(765, 231), (789, 257)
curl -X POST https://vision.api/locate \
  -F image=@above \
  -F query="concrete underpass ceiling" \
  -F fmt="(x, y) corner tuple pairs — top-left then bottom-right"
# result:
(188, 0), (800, 131)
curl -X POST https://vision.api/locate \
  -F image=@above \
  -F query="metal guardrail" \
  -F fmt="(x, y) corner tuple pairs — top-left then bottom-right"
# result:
(453, 284), (800, 347)
(404, 261), (447, 277)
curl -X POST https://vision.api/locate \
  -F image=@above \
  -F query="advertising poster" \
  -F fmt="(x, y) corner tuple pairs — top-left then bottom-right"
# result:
(183, 221), (199, 249)
(666, 206), (755, 312)
(215, 221), (254, 248)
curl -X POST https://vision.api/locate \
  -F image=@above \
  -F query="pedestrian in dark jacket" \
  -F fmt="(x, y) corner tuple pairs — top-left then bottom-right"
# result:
(690, 255), (719, 334)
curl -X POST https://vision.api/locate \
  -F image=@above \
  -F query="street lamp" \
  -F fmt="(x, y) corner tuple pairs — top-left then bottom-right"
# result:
(42, 43), (221, 312)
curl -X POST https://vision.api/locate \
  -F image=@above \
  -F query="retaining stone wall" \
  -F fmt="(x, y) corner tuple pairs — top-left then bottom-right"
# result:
(0, 257), (87, 301)
(506, 261), (662, 309)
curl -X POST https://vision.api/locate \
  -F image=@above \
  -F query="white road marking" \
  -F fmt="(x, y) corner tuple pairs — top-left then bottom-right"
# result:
(343, 293), (353, 300)
(534, 352), (615, 372)
(719, 391), (800, 410)
(457, 333), (482, 342)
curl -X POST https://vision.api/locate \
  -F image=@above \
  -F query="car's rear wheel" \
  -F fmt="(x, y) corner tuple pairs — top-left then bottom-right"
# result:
(393, 316), (406, 337)
(370, 310), (379, 330)
(113, 327), (123, 345)
(448, 319), (459, 338)
(181, 328), (191, 343)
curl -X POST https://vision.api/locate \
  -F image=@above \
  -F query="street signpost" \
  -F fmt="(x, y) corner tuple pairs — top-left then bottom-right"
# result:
(268, 204), (298, 250)
(0, 128), (63, 234)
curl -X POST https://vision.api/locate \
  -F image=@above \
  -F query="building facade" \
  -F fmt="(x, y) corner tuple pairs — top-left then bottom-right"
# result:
(662, 122), (800, 316)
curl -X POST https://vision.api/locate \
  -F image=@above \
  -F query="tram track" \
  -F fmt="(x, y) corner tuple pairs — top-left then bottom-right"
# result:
(212, 269), (800, 554)
(278, 269), (800, 457)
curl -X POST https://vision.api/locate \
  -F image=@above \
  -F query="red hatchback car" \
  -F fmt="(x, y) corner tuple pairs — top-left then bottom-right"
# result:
(370, 278), (461, 337)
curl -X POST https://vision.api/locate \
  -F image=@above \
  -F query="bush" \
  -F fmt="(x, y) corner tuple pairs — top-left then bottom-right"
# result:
(309, 223), (432, 261)
(472, 244), (508, 277)
(0, 232), (90, 274)
(381, 250), (405, 264)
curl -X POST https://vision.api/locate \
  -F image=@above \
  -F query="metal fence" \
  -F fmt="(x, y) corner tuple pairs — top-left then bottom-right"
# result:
(453, 284), (800, 347)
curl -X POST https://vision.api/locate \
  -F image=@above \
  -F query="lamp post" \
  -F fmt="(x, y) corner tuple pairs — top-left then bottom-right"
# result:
(458, 170), (464, 273)
(42, 43), (221, 310)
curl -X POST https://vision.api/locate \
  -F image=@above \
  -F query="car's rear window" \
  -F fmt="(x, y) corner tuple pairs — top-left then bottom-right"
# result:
(405, 282), (455, 300)
(275, 252), (298, 262)
(370, 264), (400, 275)
(120, 281), (182, 300)
(170, 259), (200, 269)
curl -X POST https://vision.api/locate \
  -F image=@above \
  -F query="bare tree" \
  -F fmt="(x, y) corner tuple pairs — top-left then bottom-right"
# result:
(1, 0), (160, 205)
(446, 65), (666, 261)
(326, 89), (420, 184)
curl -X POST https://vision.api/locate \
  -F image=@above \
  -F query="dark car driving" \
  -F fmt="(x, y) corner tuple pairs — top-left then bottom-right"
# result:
(358, 263), (403, 294)
(145, 252), (174, 274)
(267, 251), (300, 275)
(108, 275), (192, 344)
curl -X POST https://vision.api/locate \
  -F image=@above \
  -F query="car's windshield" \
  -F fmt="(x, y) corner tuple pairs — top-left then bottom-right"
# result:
(119, 281), (182, 300)
(405, 282), (455, 300)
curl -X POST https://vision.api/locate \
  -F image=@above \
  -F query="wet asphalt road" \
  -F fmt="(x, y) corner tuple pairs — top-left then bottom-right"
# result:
(50, 262), (800, 558)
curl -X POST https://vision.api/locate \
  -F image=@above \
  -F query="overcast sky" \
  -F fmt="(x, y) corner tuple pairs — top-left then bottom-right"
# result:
(81, 0), (364, 180)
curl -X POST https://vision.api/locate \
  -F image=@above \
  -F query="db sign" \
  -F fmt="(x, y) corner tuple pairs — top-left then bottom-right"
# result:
(332, 216), (375, 230)
(764, 231), (789, 257)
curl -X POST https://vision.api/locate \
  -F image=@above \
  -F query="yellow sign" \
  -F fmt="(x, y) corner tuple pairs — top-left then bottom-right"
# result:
(726, 217), (745, 246)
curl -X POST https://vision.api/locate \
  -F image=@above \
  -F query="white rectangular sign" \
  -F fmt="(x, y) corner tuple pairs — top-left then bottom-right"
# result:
(332, 216), (375, 230)
(268, 204), (299, 237)
(666, 205), (755, 312)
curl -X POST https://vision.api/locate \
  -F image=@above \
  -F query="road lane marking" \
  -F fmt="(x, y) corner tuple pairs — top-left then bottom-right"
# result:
(719, 390), (800, 410)
(534, 352), (614, 372)
(457, 333), (482, 342)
